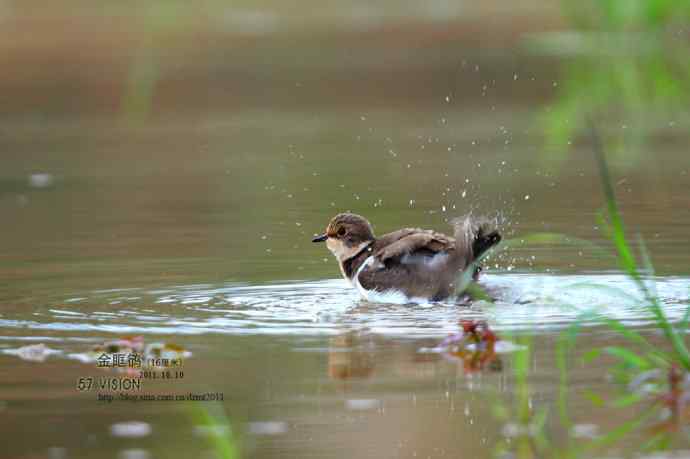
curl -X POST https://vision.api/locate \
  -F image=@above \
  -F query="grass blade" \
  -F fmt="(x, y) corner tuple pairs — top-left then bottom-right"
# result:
(589, 123), (690, 370)
(604, 346), (651, 370)
(589, 123), (638, 275)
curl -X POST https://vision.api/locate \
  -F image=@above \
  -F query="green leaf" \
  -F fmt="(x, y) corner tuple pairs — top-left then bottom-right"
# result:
(585, 410), (655, 453)
(465, 283), (493, 303)
(532, 406), (552, 454)
(637, 236), (690, 370)
(590, 124), (637, 275)
(679, 304), (690, 334)
(557, 321), (581, 429)
(589, 127), (690, 370)
(611, 392), (644, 408)
(492, 403), (510, 421)
(190, 404), (239, 459)
(533, 406), (550, 431)
(641, 431), (671, 452)
(577, 310), (656, 351)
(582, 389), (606, 408)
(604, 346), (650, 369)
(582, 347), (602, 364)
(647, 352), (672, 369)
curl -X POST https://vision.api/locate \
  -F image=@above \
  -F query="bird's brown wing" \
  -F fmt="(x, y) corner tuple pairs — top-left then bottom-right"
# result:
(374, 230), (455, 263)
(357, 262), (440, 298)
(374, 228), (418, 247)
(357, 238), (457, 299)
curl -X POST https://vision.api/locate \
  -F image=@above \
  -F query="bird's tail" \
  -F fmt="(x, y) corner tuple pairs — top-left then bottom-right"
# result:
(450, 214), (502, 267)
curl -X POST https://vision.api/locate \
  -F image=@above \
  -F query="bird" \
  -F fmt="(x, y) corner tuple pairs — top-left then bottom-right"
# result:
(312, 213), (501, 302)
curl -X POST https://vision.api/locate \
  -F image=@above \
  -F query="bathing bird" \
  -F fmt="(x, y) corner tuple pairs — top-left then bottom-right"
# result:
(312, 213), (501, 302)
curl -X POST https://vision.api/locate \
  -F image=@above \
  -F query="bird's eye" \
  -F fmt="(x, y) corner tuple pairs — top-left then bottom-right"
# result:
(337, 227), (346, 237)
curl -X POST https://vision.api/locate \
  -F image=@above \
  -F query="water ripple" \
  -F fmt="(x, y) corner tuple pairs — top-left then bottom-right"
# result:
(1, 274), (688, 338)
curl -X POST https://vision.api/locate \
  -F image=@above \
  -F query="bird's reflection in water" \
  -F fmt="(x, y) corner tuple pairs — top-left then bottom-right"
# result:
(328, 330), (376, 380)
(327, 320), (503, 383)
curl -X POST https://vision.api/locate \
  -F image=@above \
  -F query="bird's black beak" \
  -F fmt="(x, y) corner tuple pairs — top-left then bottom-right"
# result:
(312, 233), (328, 243)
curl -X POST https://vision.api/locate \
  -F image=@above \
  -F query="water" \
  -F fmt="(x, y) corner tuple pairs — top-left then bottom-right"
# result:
(2, 2), (690, 458)
(2, 274), (690, 458)
(4, 275), (689, 339)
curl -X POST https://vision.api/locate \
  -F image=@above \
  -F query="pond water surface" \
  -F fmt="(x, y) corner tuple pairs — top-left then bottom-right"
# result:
(2, 3), (690, 459)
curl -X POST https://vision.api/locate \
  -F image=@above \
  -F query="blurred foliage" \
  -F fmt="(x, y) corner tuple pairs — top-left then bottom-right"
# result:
(486, 129), (690, 458)
(191, 403), (239, 459)
(550, 129), (690, 456)
(493, 336), (551, 459)
(561, 0), (690, 29)
(121, 2), (191, 124)
(533, 0), (690, 165)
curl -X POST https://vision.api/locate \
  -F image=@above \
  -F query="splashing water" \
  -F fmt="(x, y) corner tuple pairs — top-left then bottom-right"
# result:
(1, 274), (688, 340)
